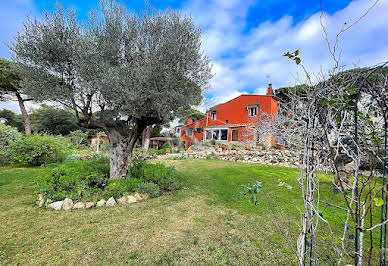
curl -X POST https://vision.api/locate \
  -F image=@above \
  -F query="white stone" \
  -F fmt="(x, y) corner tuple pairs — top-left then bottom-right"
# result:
(134, 193), (142, 201)
(106, 197), (117, 207)
(117, 196), (128, 205)
(96, 199), (106, 207)
(37, 194), (45, 208)
(48, 201), (64, 211)
(85, 202), (95, 209)
(73, 202), (86, 209)
(126, 195), (137, 204)
(62, 198), (73, 211)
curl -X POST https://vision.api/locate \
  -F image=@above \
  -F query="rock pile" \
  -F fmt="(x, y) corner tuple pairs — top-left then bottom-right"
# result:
(159, 149), (302, 168)
(39, 193), (149, 211)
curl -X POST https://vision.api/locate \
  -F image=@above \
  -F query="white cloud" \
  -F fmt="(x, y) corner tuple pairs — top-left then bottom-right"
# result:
(181, 0), (388, 108)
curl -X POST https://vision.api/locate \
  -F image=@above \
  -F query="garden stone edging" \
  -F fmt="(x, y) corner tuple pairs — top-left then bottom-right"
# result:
(38, 193), (149, 211)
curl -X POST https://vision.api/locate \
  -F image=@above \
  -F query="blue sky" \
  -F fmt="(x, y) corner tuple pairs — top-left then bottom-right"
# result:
(1, 0), (387, 112)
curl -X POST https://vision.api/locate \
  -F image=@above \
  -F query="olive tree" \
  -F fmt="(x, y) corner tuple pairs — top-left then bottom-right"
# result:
(0, 58), (33, 135)
(11, 1), (212, 178)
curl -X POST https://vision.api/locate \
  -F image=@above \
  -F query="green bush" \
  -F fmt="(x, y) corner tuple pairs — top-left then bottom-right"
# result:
(7, 134), (71, 166)
(210, 139), (216, 145)
(0, 123), (22, 165)
(229, 144), (237, 150)
(68, 130), (88, 148)
(130, 161), (181, 191)
(162, 142), (171, 149)
(147, 148), (166, 155)
(76, 148), (102, 161)
(103, 178), (142, 199)
(136, 182), (160, 198)
(38, 159), (181, 201)
(39, 158), (110, 201)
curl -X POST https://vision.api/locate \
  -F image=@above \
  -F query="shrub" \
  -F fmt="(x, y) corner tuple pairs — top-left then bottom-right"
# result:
(39, 158), (110, 201)
(68, 130), (88, 148)
(0, 123), (22, 165)
(162, 142), (171, 149)
(38, 159), (181, 202)
(130, 161), (181, 191)
(136, 182), (160, 198)
(210, 139), (216, 145)
(7, 134), (70, 166)
(76, 149), (102, 161)
(229, 144), (237, 150)
(103, 178), (142, 199)
(147, 148), (166, 155)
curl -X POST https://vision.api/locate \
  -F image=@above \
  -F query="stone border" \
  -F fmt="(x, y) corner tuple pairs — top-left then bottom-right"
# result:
(37, 193), (149, 211)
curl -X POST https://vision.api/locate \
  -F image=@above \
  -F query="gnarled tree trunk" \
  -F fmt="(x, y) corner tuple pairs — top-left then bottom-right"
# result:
(15, 92), (31, 135)
(106, 121), (145, 179)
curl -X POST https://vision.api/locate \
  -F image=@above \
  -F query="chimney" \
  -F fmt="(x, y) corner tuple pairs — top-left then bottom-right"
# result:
(266, 83), (273, 96)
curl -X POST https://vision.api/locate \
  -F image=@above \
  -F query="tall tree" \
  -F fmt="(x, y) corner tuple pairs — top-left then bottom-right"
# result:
(30, 105), (79, 135)
(175, 107), (205, 124)
(0, 58), (32, 135)
(0, 109), (24, 132)
(11, 1), (212, 178)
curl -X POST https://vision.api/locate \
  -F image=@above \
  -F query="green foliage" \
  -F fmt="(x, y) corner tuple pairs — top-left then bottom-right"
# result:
(104, 178), (143, 199)
(210, 139), (216, 146)
(146, 148), (166, 155)
(30, 105), (79, 136)
(150, 125), (162, 138)
(241, 181), (263, 205)
(136, 182), (160, 198)
(374, 197), (384, 207)
(162, 142), (171, 149)
(0, 58), (21, 100)
(283, 50), (301, 65)
(39, 158), (110, 201)
(76, 149), (102, 161)
(68, 130), (88, 148)
(175, 107), (205, 124)
(0, 123), (22, 149)
(0, 109), (24, 132)
(130, 161), (181, 192)
(0, 123), (22, 165)
(229, 144), (237, 150)
(38, 159), (181, 201)
(7, 134), (70, 166)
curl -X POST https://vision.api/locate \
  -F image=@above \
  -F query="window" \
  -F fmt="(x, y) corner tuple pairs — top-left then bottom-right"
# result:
(205, 129), (228, 141)
(196, 127), (203, 133)
(211, 111), (217, 120)
(187, 128), (193, 136)
(225, 119), (229, 124)
(220, 129), (227, 140)
(248, 107), (257, 117)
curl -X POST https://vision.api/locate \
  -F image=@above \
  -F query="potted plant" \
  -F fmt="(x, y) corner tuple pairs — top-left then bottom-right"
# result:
(221, 145), (227, 151)
(275, 143), (285, 150)
(166, 148), (171, 154)
(245, 143), (250, 150)
(236, 146), (241, 152)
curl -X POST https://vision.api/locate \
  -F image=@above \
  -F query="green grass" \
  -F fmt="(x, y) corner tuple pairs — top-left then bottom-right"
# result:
(0, 159), (380, 265)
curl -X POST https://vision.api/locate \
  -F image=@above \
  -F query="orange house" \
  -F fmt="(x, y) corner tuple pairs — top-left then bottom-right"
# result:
(181, 84), (278, 149)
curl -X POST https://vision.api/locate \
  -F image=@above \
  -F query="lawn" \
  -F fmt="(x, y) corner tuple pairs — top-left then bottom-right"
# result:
(0, 159), (377, 265)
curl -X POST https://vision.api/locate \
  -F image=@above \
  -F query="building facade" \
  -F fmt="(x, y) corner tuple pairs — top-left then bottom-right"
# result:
(181, 85), (278, 149)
